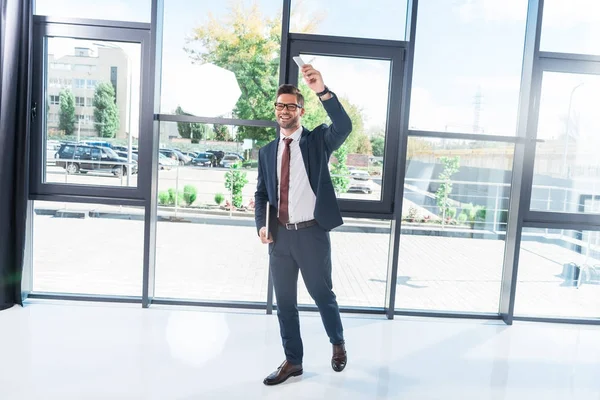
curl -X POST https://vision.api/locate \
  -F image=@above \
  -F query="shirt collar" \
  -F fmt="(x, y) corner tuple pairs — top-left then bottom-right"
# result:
(280, 126), (303, 142)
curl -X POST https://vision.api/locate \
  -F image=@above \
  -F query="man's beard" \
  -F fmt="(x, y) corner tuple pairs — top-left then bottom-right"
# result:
(277, 114), (300, 130)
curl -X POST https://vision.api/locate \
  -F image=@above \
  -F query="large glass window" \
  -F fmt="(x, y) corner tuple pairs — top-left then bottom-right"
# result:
(153, 122), (272, 302)
(515, 228), (600, 319)
(34, 0), (151, 23)
(290, 0), (408, 41)
(43, 37), (141, 188)
(540, 0), (600, 55)
(160, 0), (281, 131)
(283, 219), (391, 308)
(395, 138), (514, 313)
(409, 0), (527, 135)
(296, 54), (391, 202)
(530, 72), (600, 214)
(32, 201), (144, 297)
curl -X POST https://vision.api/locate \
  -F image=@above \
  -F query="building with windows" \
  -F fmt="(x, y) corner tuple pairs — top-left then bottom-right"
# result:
(47, 45), (129, 139)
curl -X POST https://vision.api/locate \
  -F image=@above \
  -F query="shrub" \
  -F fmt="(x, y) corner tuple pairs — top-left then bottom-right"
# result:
(167, 188), (184, 206)
(224, 164), (248, 208)
(214, 193), (225, 205)
(158, 191), (170, 206)
(183, 185), (197, 206)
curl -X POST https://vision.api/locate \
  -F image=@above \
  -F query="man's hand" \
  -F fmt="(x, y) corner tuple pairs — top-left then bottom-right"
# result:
(259, 227), (273, 244)
(301, 64), (326, 94)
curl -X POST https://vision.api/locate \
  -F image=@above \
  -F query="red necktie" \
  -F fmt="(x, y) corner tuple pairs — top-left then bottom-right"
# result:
(278, 138), (293, 224)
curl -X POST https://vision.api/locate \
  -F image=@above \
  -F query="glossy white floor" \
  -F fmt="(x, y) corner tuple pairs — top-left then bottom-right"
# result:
(1, 301), (599, 399)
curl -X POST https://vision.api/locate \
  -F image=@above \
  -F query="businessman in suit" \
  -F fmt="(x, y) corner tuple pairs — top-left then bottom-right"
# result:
(254, 64), (352, 385)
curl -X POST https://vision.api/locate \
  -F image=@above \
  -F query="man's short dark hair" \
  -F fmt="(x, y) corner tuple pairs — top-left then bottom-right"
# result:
(276, 84), (304, 107)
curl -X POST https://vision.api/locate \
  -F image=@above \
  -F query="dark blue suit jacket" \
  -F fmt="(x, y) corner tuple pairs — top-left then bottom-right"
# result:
(254, 93), (353, 238)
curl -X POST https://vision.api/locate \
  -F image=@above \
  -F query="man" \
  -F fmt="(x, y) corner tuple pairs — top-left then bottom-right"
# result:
(254, 64), (352, 386)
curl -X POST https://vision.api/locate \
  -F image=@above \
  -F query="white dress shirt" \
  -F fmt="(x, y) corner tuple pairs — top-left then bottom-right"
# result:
(277, 126), (316, 224)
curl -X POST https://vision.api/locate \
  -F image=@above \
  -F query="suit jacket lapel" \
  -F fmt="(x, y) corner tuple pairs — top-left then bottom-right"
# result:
(270, 139), (279, 202)
(300, 127), (309, 174)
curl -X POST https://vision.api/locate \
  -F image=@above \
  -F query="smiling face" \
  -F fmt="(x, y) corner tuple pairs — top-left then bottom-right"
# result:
(275, 93), (305, 134)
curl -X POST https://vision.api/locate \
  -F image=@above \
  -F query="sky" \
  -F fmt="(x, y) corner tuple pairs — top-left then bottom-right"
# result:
(34, 0), (600, 139)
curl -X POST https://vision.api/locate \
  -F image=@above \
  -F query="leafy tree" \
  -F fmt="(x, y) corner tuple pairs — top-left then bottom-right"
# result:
(330, 143), (350, 195)
(353, 133), (372, 155)
(371, 135), (385, 157)
(435, 156), (460, 222)
(58, 88), (76, 136)
(185, 1), (321, 146)
(175, 106), (208, 143)
(93, 82), (119, 138)
(213, 124), (232, 142)
(299, 81), (367, 154)
(225, 163), (249, 208)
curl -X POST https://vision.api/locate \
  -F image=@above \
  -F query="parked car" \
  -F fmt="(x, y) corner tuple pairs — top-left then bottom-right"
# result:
(191, 152), (215, 167)
(226, 152), (245, 162)
(115, 151), (138, 163)
(348, 169), (373, 194)
(158, 153), (178, 170)
(55, 143), (137, 177)
(220, 154), (243, 168)
(206, 150), (225, 166)
(82, 140), (113, 148)
(159, 148), (191, 165)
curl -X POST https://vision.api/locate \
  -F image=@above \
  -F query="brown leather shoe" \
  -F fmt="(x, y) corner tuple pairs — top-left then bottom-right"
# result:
(263, 360), (303, 385)
(332, 343), (347, 372)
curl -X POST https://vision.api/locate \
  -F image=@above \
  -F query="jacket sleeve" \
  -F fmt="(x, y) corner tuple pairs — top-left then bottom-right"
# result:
(254, 148), (268, 236)
(321, 92), (353, 153)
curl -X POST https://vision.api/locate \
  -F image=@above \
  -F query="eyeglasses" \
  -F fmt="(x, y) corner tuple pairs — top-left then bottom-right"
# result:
(274, 102), (303, 111)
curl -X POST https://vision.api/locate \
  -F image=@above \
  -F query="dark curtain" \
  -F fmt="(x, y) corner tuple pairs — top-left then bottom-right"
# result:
(0, 0), (32, 310)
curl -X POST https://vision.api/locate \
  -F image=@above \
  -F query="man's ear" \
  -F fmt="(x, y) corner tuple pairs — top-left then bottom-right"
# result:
(300, 108), (305, 117)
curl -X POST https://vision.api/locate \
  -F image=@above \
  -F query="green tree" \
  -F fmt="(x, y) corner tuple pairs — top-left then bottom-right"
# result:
(175, 106), (208, 143)
(371, 135), (385, 157)
(58, 89), (76, 136)
(93, 82), (119, 138)
(299, 81), (366, 154)
(213, 124), (232, 142)
(435, 156), (460, 222)
(330, 143), (350, 194)
(185, 1), (321, 146)
(224, 163), (249, 208)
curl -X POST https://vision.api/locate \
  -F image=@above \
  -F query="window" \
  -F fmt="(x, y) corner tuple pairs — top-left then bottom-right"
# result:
(409, 0), (528, 135)
(153, 122), (274, 302)
(295, 54), (392, 202)
(530, 72), (600, 214)
(73, 64), (96, 72)
(41, 37), (142, 189)
(515, 228), (600, 319)
(35, 0), (151, 23)
(32, 201), (144, 297)
(395, 138), (514, 313)
(292, 218), (392, 308)
(160, 0), (281, 121)
(290, 0), (408, 41)
(50, 62), (71, 70)
(541, 0), (600, 55)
